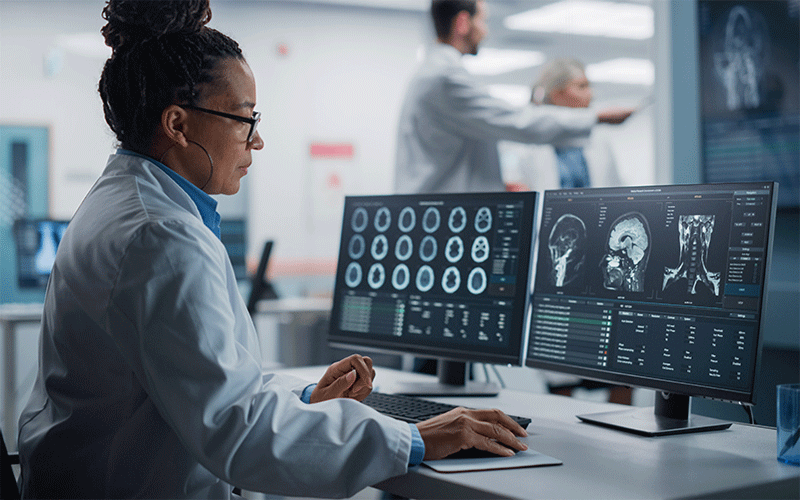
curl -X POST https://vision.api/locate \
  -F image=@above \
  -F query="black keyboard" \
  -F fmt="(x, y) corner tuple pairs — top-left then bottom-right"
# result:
(362, 391), (531, 428)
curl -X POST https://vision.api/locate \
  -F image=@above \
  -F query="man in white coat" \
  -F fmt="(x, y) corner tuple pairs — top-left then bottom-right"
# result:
(394, 0), (634, 195)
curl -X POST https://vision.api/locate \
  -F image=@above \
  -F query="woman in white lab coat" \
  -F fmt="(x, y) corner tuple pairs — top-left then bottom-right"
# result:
(16, 1), (527, 498)
(503, 59), (623, 191)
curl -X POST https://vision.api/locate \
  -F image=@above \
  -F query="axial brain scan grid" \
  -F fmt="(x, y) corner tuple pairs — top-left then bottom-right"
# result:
(331, 193), (536, 360)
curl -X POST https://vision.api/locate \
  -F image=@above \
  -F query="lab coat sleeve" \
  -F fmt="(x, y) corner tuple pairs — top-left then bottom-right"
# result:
(426, 67), (596, 145)
(105, 220), (411, 498)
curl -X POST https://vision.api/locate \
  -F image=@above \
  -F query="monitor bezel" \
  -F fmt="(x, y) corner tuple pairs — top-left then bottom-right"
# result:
(328, 191), (539, 368)
(525, 181), (778, 406)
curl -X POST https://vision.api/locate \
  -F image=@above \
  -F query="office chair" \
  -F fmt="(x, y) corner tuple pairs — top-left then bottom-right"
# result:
(1, 428), (21, 500)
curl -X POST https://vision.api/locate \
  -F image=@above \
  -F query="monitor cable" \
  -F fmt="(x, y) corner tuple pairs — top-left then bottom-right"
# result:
(489, 364), (506, 389)
(742, 404), (755, 425)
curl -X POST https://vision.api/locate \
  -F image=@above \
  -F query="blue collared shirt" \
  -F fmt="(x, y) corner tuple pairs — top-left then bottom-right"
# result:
(118, 149), (221, 239)
(555, 147), (591, 188)
(301, 385), (425, 465)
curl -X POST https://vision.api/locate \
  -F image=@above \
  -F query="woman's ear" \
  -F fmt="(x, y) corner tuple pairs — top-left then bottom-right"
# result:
(161, 105), (190, 148)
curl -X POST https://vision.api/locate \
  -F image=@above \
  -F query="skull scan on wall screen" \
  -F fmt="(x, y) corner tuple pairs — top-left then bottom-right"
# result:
(601, 212), (651, 292)
(548, 214), (587, 288)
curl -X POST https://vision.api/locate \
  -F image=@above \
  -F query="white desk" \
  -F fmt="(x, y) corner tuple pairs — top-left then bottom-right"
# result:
(1, 303), (43, 449)
(278, 366), (799, 500)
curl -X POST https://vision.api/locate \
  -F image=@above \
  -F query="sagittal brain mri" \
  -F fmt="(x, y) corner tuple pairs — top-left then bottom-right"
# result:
(601, 212), (651, 292)
(663, 215), (721, 295)
(548, 214), (587, 287)
(713, 5), (769, 111)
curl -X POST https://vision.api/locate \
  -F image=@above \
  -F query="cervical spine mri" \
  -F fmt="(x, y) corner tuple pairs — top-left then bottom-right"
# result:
(663, 215), (721, 295)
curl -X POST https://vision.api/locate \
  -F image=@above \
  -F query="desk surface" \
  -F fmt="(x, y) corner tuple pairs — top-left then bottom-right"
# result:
(279, 366), (799, 500)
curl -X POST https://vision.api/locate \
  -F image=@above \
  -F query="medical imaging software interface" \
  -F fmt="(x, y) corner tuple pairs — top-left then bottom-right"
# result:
(527, 183), (776, 398)
(329, 193), (536, 364)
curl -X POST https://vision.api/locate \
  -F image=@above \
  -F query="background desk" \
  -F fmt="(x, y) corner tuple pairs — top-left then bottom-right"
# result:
(0, 303), (43, 450)
(278, 366), (799, 500)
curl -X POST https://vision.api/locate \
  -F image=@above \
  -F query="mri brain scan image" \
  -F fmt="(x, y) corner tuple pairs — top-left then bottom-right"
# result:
(419, 235), (438, 262)
(441, 266), (461, 294)
(416, 265), (435, 292)
(471, 236), (489, 263)
(348, 234), (366, 260)
(601, 212), (650, 292)
(548, 214), (587, 287)
(368, 263), (386, 289)
(448, 207), (467, 233)
(398, 207), (416, 232)
(713, 6), (769, 111)
(474, 207), (492, 233)
(370, 234), (389, 260)
(467, 267), (487, 295)
(422, 207), (441, 233)
(395, 234), (413, 261)
(445, 236), (465, 263)
(374, 207), (391, 232)
(392, 264), (411, 290)
(663, 215), (722, 296)
(351, 207), (368, 232)
(345, 262), (362, 288)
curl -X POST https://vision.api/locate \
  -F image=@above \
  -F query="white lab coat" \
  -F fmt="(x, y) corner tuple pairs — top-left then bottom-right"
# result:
(17, 152), (411, 499)
(499, 127), (621, 191)
(394, 43), (597, 194)
(499, 105), (657, 191)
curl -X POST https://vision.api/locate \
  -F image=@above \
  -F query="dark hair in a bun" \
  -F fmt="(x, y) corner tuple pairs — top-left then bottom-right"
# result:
(98, 0), (244, 153)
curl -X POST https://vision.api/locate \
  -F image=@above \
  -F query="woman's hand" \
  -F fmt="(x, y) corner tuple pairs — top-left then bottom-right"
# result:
(415, 407), (528, 460)
(310, 354), (375, 403)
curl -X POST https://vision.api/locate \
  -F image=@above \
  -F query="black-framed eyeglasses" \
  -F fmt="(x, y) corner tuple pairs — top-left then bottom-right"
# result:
(179, 104), (261, 143)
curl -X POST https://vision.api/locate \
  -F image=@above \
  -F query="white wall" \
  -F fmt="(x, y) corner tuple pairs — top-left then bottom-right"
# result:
(0, 0), (427, 267)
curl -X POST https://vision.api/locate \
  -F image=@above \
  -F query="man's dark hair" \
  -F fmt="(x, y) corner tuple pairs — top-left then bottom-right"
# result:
(98, 0), (244, 154)
(431, 0), (477, 40)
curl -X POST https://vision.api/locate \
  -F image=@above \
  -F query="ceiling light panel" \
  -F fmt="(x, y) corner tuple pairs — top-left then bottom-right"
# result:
(463, 48), (546, 76)
(504, 0), (654, 40)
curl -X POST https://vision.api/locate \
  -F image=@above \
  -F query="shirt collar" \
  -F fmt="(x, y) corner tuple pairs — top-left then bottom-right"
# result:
(117, 149), (221, 239)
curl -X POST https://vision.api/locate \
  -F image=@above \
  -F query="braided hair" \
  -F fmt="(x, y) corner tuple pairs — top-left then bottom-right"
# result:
(98, 0), (243, 154)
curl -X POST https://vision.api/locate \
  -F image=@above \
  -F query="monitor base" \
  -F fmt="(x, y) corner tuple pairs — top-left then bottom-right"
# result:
(577, 407), (732, 436)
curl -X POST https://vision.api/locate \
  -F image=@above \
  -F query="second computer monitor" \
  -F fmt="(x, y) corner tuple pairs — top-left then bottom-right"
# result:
(328, 192), (538, 396)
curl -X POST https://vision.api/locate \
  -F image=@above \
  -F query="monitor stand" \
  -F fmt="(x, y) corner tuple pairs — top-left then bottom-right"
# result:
(577, 391), (733, 436)
(390, 360), (499, 397)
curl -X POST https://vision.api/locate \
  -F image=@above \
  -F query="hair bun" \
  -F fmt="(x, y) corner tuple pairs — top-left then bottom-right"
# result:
(101, 0), (211, 51)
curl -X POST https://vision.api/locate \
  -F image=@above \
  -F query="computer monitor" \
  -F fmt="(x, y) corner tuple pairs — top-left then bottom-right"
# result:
(526, 182), (778, 435)
(698, 0), (799, 208)
(247, 240), (279, 315)
(328, 192), (538, 396)
(13, 219), (70, 289)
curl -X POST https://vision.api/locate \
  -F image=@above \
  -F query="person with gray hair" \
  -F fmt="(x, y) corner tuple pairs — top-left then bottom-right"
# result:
(504, 58), (625, 191)
(394, 0), (635, 195)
